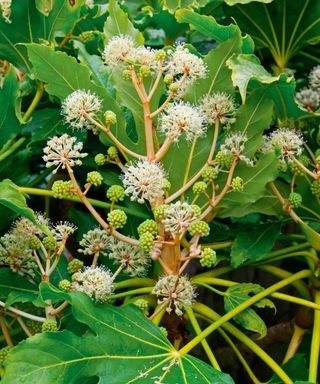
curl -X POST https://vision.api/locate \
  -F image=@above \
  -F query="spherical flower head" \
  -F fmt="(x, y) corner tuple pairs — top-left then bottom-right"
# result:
(95, 153), (106, 166)
(311, 181), (320, 197)
(288, 192), (302, 208)
(231, 176), (244, 192)
(200, 92), (237, 129)
(200, 248), (217, 268)
(139, 232), (154, 253)
(41, 320), (58, 333)
(192, 181), (207, 195)
(296, 87), (320, 112)
(138, 219), (158, 237)
(61, 90), (101, 132)
(122, 160), (167, 204)
(159, 101), (206, 142)
(220, 132), (253, 166)
(162, 201), (201, 236)
(109, 238), (150, 276)
(134, 298), (149, 313)
(166, 44), (207, 84)
(78, 228), (111, 256)
(71, 266), (114, 302)
(107, 146), (118, 160)
(107, 209), (127, 229)
(0, 346), (10, 365)
(290, 155), (310, 175)
(42, 236), (57, 251)
(127, 46), (158, 74)
(188, 220), (210, 237)
(28, 236), (41, 250)
(153, 204), (169, 222)
(59, 279), (72, 292)
(43, 134), (87, 173)
(215, 151), (234, 170)
(103, 35), (135, 69)
(79, 31), (95, 42)
(263, 128), (304, 162)
(67, 258), (84, 274)
(104, 110), (117, 125)
(309, 65), (320, 90)
(106, 185), (125, 202)
(202, 165), (219, 182)
(152, 275), (196, 316)
(52, 180), (76, 199)
(87, 171), (103, 186)
(52, 221), (77, 241)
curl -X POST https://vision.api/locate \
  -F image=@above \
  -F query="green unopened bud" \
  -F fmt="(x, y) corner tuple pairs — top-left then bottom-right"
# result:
(193, 181), (207, 195)
(95, 153), (106, 166)
(290, 155), (310, 175)
(200, 248), (217, 268)
(188, 221), (210, 237)
(139, 232), (154, 253)
(0, 346), (10, 365)
(155, 50), (166, 61)
(202, 166), (219, 182)
(79, 31), (95, 42)
(139, 65), (151, 77)
(25, 320), (42, 335)
(67, 258), (84, 274)
(164, 179), (171, 191)
(153, 204), (169, 222)
(159, 326), (168, 338)
(231, 177), (244, 192)
(43, 236), (57, 250)
(164, 74), (173, 85)
(104, 110), (117, 125)
(87, 171), (103, 186)
(59, 279), (72, 292)
(169, 83), (179, 93)
(215, 151), (234, 170)
(138, 219), (158, 237)
(107, 209), (127, 229)
(41, 319), (58, 332)
(29, 236), (41, 249)
(311, 181), (320, 197)
(191, 205), (202, 217)
(52, 180), (75, 199)
(134, 298), (149, 313)
(107, 146), (118, 160)
(122, 69), (132, 80)
(288, 192), (302, 208)
(106, 185), (125, 202)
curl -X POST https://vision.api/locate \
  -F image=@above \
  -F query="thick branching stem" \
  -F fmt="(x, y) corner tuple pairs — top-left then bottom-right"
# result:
(0, 317), (13, 347)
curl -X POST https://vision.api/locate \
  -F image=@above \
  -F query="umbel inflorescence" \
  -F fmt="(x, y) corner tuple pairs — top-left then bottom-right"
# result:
(38, 33), (320, 320)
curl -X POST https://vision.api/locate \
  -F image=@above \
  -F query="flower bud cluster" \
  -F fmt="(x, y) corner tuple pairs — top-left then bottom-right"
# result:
(52, 180), (76, 199)
(220, 132), (253, 166)
(296, 65), (320, 112)
(78, 228), (110, 256)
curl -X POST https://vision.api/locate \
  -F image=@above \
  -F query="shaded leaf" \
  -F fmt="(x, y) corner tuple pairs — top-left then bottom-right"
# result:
(270, 354), (309, 383)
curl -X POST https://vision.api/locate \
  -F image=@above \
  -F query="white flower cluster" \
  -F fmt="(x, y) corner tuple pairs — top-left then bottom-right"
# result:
(162, 202), (200, 236)
(152, 275), (196, 316)
(159, 101), (206, 142)
(72, 266), (114, 302)
(127, 46), (158, 73)
(200, 92), (237, 129)
(263, 128), (304, 161)
(220, 132), (253, 166)
(108, 238), (150, 276)
(61, 90), (102, 131)
(296, 65), (320, 112)
(122, 160), (167, 204)
(103, 35), (136, 69)
(165, 44), (207, 93)
(0, 0), (11, 23)
(78, 228), (110, 256)
(43, 134), (87, 173)
(52, 221), (77, 241)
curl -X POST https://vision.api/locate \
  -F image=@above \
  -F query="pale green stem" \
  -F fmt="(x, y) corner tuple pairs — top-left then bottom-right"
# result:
(111, 287), (153, 299)
(282, 323), (306, 364)
(309, 289), (320, 383)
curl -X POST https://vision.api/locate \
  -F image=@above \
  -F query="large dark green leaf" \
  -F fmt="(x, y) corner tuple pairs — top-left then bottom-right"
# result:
(230, 222), (281, 267)
(224, 283), (275, 337)
(0, 66), (20, 147)
(0, 0), (85, 71)
(2, 292), (235, 384)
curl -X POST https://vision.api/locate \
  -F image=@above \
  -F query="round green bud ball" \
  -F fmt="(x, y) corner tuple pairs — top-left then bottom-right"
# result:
(95, 153), (106, 166)
(107, 146), (118, 160)
(164, 74), (173, 85)
(122, 69), (132, 80)
(139, 232), (154, 253)
(169, 83), (179, 93)
(288, 192), (302, 208)
(134, 298), (149, 312)
(139, 65), (151, 77)
(67, 258), (84, 274)
(43, 236), (57, 250)
(79, 31), (95, 42)
(106, 185), (125, 202)
(311, 181), (320, 197)
(191, 205), (202, 217)
(107, 209), (127, 229)
(200, 248), (217, 268)
(138, 219), (158, 237)
(155, 50), (166, 61)
(104, 110), (117, 125)
(52, 180), (75, 199)
(29, 236), (41, 250)
(189, 221), (210, 237)
(164, 179), (171, 191)
(25, 320), (42, 335)
(202, 166), (219, 182)
(215, 151), (234, 170)
(59, 279), (72, 292)
(153, 204), (169, 222)
(41, 319), (58, 333)
(192, 181), (207, 195)
(278, 160), (288, 173)
(290, 155), (310, 175)
(231, 177), (244, 192)
(86, 171), (103, 187)
(0, 346), (10, 365)
(159, 326), (168, 338)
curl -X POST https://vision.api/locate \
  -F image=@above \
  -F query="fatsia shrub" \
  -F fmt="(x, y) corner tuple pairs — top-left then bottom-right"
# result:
(0, 0), (319, 383)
